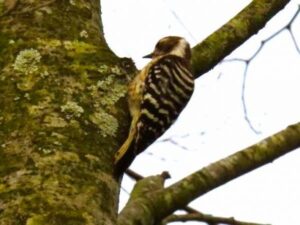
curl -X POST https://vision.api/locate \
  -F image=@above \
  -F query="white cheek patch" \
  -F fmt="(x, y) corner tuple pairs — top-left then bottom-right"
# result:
(170, 39), (187, 58)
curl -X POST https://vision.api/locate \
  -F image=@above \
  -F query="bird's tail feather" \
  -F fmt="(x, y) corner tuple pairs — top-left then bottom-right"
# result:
(114, 123), (137, 178)
(114, 133), (134, 164)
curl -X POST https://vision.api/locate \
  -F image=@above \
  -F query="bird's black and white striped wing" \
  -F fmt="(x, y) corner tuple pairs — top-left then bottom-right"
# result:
(133, 55), (194, 154)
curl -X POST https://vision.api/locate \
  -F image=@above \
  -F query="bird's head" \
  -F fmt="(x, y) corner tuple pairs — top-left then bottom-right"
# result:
(143, 36), (191, 61)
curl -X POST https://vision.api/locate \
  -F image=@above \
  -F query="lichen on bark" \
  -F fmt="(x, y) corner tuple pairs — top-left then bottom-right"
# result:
(0, 0), (136, 224)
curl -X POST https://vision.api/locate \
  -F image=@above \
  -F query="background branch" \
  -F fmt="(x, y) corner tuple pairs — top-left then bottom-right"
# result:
(191, 0), (291, 78)
(118, 122), (300, 225)
(117, 1), (297, 225)
(221, 5), (300, 134)
(161, 212), (270, 225)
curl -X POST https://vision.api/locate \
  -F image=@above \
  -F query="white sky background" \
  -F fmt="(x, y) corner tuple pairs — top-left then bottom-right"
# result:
(102, 1), (300, 224)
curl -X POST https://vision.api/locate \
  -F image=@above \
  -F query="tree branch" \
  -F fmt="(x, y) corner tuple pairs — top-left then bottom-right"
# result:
(191, 0), (291, 78)
(124, 169), (197, 214)
(117, 1), (295, 224)
(160, 122), (300, 217)
(221, 5), (300, 134)
(118, 122), (300, 225)
(161, 212), (270, 225)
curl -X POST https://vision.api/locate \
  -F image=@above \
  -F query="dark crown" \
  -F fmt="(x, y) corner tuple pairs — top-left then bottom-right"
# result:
(144, 36), (191, 61)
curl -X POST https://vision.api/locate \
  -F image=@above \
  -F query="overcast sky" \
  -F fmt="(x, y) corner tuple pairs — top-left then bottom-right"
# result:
(102, 1), (300, 224)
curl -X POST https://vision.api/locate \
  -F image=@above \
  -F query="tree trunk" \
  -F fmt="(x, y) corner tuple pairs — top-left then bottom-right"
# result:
(0, 1), (134, 224)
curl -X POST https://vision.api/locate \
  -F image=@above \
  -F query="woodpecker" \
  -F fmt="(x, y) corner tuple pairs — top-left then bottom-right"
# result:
(114, 36), (194, 176)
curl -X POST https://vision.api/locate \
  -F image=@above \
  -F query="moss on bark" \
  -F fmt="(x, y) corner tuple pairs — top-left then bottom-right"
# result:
(0, 0), (136, 224)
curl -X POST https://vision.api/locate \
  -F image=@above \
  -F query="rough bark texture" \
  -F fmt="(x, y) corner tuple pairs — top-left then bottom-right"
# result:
(0, 0), (136, 224)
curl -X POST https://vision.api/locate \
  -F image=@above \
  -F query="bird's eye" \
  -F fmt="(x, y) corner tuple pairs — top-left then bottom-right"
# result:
(156, 42), (173, 53)
(155, 42), (163, 49)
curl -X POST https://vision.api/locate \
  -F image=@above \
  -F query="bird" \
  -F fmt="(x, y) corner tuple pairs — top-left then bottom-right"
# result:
(114, 36), (194, 177)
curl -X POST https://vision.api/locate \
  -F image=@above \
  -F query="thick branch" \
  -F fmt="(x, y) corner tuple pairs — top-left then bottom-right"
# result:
(118, 122), (300, 225)
(161, 122), (300, 216)
(191, 0), (291, 77)
(118, 173), (170, 225)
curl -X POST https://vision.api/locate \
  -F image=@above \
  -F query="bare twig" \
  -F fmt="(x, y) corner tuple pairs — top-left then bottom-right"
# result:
(121, 186), (131, 195)
(159, 137), (192, 151)
(126, 169), (144, 180)
(181, 205), (202, 214)
(221, 6), (300, 134)
(161, 212), (270, 225)
(241, 61), (261, 134)
(287, 5), (300, 54)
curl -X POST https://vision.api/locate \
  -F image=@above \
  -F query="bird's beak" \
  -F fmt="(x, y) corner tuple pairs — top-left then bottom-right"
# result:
(143, 53), (153, 58)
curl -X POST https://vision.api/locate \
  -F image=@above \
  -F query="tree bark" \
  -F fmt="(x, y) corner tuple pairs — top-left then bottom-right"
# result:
(0, 0), (135, 224)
